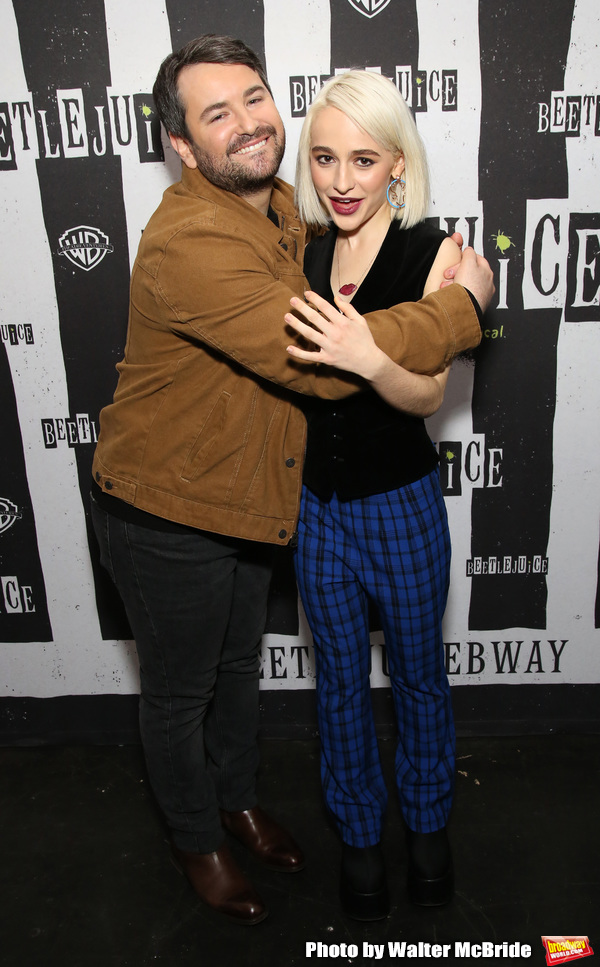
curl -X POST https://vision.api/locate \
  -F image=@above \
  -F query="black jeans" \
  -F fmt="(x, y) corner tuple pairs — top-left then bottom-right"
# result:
(91, 497), (274, 852)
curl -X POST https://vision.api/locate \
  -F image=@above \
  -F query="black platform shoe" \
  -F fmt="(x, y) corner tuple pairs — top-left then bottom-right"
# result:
(406, 827), (453, 906)
(340, 843), (390, 921)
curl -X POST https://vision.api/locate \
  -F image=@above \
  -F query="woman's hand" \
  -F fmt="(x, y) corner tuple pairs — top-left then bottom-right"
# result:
(285, 291), (386, 380)
(285, 289), (450, 418)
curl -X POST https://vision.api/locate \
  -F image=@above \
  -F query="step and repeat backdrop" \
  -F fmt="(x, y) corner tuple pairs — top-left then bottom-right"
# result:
(1, 0), (599, 726)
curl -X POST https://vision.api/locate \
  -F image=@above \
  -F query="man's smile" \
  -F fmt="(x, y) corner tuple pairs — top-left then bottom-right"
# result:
(231, 137), (269, 156)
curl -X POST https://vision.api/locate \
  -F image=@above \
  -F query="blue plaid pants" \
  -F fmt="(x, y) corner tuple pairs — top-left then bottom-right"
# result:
(295, 471), (455, 847)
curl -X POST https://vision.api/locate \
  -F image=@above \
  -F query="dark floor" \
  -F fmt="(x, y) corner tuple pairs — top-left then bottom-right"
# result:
(1, 735), (598, 967)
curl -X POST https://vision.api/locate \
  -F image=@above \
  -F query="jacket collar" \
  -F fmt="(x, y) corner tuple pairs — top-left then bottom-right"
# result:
(179, 165), (304, 261)
(180, 165), (298, 225)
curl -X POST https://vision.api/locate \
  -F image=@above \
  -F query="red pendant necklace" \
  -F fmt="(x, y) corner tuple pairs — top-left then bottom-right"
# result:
(336, 239), (380, 297)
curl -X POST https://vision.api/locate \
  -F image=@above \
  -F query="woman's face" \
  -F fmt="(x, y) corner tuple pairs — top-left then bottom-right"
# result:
(309, 105), (404, 234)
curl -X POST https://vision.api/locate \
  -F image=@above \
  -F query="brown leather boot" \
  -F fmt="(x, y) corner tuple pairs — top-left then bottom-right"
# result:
(220, 806), (305, 872)
(172, 843), (268, 924)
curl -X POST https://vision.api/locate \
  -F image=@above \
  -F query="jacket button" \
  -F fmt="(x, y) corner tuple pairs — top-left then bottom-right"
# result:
(280, 241), (288, 251)
(105, 480), (113, 490)
(95, 471), (101, 482)
(285, 457), (295, 468)
(278, 529), (287, 540)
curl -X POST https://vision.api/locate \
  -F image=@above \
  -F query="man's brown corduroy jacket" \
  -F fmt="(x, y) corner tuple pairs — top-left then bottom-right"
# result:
(92, 165), (481, 545)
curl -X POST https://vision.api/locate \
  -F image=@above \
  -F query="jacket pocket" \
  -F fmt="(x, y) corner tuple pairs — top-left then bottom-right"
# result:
(180, 391), (231, 482)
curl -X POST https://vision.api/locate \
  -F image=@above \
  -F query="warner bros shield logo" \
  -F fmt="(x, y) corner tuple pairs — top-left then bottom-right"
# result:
(346, 0), (393, 17)
(58, 225), (114, 272)
(0, 498), (21, 535)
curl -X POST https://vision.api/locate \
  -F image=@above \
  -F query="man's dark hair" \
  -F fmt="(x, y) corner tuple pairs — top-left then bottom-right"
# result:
(152, 34), (272, 140)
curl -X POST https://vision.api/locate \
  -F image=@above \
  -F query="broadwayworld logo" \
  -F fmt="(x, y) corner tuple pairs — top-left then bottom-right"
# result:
(542, 936), (594, 965)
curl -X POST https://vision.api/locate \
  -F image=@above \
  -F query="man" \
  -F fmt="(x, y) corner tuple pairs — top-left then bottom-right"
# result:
(91, 35), (493, 925)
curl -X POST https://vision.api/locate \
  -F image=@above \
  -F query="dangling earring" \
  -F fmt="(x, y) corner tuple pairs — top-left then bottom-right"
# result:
(386, 176), (405, 210)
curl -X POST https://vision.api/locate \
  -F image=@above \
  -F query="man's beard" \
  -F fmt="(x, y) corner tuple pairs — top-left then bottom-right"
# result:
(190, 125), (286, 197)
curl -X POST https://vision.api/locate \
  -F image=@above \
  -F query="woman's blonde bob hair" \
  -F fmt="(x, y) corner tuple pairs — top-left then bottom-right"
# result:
(295, 70), (430, 230)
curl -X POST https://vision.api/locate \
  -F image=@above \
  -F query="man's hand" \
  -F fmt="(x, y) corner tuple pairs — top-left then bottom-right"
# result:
(285, 293), (385, 379)
(439, 232), (464, 289)
(450, 247), (495, 313)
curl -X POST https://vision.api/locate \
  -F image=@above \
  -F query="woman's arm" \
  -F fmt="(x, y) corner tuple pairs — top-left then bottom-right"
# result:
(286, 296), (448, 417)
(285, 236), (461, 417)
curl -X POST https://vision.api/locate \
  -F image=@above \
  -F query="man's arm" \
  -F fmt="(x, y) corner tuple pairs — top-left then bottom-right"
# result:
(290, 282), (484, 379)
(284, 237), (461, 415)
(362, 247), (494, 374)
(151, 223), (491, 395)
(285, 295), (451, 417)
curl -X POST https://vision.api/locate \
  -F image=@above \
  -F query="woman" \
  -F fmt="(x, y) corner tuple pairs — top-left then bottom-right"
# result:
(284, 70), (460, 920)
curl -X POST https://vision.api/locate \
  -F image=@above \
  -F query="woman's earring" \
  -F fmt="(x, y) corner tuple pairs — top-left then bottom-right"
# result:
(386, 176), (406, 210)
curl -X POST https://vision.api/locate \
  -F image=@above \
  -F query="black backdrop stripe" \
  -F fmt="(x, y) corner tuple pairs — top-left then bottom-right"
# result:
(328, 0), (418, 78)
(0, 340), (52, 642)
(596, 543), (600, 630)
(164, 0), (266, 61)
(468, 0), (577, 631)
(13, 0), (132, 639)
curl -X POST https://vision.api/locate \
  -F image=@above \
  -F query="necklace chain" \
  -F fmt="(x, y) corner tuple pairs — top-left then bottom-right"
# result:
(335, 234), (384, 297)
